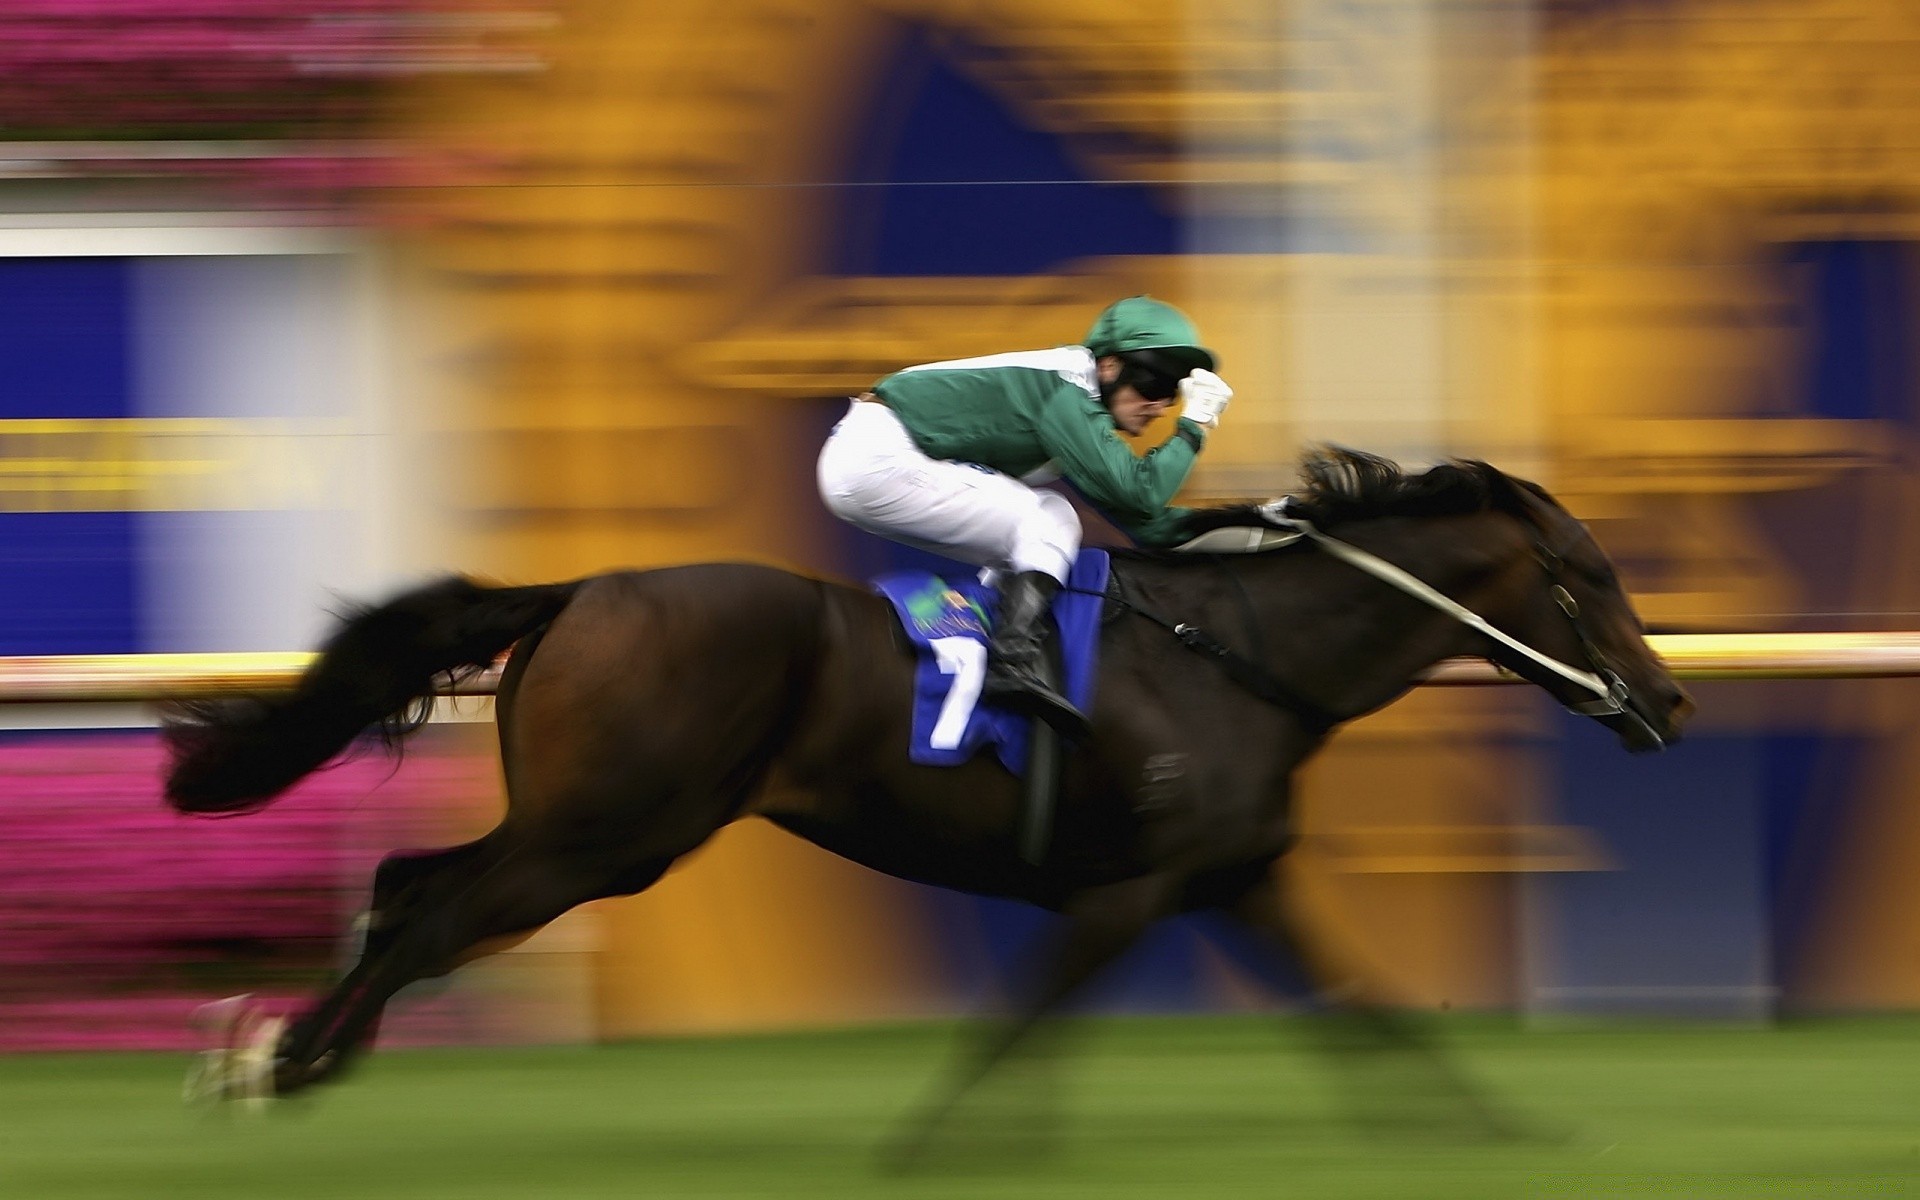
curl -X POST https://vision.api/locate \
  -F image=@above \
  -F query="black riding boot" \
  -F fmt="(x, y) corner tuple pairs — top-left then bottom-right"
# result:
(983, 571), (1091, 741)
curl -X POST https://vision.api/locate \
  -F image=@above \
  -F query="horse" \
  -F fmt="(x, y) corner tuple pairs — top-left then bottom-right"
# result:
(164, 447), (1691, 1141)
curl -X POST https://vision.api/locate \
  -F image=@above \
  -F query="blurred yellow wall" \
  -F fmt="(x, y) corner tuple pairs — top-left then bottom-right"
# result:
(1534, 0), (1920, 1004)
(393, 0), (1920, 1031)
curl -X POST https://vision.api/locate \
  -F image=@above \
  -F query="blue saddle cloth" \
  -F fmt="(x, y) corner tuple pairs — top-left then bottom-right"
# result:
(874, 550), (1111, 776)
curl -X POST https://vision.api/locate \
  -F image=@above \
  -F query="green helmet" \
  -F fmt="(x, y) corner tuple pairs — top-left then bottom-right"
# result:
(1083, 295), (1216, 373)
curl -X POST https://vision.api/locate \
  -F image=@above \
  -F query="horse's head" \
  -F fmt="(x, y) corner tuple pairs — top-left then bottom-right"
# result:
(1281, 448), (1692, 753)
(1482, 475), (1693, 753)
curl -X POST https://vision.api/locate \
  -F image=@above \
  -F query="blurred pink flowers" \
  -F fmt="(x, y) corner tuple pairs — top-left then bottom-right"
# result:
(0, 1), (542, 206)
(1, 1), (539, 135)
(0, 731), (497, 1050)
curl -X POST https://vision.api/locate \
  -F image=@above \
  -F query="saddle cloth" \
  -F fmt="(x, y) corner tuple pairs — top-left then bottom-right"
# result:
(873, 550), (1110, 775)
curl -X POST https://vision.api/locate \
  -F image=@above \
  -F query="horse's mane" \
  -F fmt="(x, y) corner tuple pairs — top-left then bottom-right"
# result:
(1135, 446), (1559, 557)
(1288, 446), (1553, 527)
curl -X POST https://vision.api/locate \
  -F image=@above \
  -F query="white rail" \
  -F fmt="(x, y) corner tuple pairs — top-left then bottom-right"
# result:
(1, 633), (1918, 703)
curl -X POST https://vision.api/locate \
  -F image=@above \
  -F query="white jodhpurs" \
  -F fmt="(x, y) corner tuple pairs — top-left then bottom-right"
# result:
(817, 399), (1081, 582)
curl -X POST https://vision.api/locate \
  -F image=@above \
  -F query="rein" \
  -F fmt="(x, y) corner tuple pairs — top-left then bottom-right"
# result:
(1098, 572), (1337, 732)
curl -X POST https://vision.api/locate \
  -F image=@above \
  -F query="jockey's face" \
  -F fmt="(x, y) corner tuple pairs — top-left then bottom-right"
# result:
(1096, 355), (1176, 436)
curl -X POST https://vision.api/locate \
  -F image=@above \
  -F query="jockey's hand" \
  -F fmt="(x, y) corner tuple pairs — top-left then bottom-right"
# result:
(1178, 369), (1232, 428)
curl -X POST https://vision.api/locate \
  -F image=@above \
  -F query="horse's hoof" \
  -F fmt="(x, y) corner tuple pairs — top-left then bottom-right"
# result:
(184, 996), (284, 1111)
(184, 995), (250, 1106)
(233, 1014), (286, 1111)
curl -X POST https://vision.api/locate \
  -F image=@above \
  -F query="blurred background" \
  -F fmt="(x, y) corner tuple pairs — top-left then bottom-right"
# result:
(4, 0), (1920, 1055)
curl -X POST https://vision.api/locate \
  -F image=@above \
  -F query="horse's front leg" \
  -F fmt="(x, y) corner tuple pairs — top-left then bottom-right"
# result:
(883, 871), (1178, 1168)
(1209, 863), (1539, 1141)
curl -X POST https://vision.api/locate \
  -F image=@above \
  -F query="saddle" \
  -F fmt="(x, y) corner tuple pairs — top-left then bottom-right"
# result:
(873, 550), (1110, 776)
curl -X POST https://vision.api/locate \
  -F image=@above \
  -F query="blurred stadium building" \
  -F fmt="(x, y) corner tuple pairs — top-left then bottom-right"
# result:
(4, 0), (1920, 1048)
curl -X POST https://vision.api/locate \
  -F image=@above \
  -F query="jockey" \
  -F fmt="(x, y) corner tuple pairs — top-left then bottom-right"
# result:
(817, 295), (1232, 740)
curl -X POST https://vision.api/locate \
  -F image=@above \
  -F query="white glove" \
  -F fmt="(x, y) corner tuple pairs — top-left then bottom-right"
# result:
(1178, 368), (1232, 428)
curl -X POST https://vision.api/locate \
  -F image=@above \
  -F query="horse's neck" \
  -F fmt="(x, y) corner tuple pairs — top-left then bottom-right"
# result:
(1231, 516), (1516, 720)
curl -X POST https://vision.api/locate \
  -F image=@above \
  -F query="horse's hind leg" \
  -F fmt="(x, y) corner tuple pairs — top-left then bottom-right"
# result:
(256, 839), (489, 1085)
(190, 841), (490, 1105)
(268, 835), (670, 1096)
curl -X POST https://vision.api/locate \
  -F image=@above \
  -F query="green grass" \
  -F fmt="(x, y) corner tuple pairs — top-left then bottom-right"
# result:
(2, 1015), (1918, 1199)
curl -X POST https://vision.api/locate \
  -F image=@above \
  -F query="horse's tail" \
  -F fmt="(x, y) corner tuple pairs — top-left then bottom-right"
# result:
(162, 575), (583, 815)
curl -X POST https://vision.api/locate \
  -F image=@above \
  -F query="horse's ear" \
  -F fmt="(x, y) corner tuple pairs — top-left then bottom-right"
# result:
(1391, 460), (1488, 516)
(1444, 459), (1506, 504)
(1470, 463), (1561, 532)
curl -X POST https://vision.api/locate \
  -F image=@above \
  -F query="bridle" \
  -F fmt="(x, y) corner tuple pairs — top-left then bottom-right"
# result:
(1529, 537), (1667, 747)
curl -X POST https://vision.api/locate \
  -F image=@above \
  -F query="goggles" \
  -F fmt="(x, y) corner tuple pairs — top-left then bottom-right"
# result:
(1116, 349), (1191, 401)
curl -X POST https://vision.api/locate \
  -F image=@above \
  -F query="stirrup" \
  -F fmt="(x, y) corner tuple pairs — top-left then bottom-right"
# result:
(990, 677), (1090, 741)
(1034, 693), (1090, 741)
